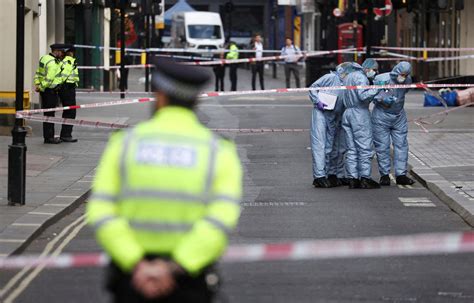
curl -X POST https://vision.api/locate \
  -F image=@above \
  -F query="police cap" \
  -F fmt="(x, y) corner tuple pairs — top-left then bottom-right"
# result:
(151, 58), (211, 102)
(50, 43), (69, 51)
(64, 44), (75, 52)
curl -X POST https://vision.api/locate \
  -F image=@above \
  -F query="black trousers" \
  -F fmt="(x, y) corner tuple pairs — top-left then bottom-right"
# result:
(57, 83), (77, 138)
(284, 63), (300, 88)
(229, 65), (238, 91)
(120, 55), (132, 90)
(106, 261), (216, 303)
(213, 65), (225, 91)
(251, 62), (264, 90)
(40, 88), (60, 140)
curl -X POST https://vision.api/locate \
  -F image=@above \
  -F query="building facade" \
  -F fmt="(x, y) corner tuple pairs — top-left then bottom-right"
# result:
(0, 0), (66, 107)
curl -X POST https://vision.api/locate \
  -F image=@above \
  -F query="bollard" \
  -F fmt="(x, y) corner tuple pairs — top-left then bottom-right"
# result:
(8, 0), (26, 205)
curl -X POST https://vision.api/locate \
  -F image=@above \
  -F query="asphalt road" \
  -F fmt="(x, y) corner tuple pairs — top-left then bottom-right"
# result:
(1, 90), (474, 303)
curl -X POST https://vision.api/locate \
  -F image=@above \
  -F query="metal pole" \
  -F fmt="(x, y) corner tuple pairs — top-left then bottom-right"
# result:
(8, 0), (27, 205)
(273, 2), (278, 79)
(420, 0), (426, 81)
(145, 13), (150, 92)
(366, 0), (373, 58)
(151, 14), (156, 47)
(353, 0), (359, 62)
(120, 0), (126, 99)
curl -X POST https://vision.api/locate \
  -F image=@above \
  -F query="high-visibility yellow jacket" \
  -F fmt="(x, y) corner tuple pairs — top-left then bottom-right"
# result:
(87, 106), (242, 275)
(34, 54), (63, 92)
(226, 44), (239, 60)
(61, 55), (79, 86)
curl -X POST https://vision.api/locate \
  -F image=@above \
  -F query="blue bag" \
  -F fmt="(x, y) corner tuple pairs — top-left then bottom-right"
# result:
(424, 91), (458, 107)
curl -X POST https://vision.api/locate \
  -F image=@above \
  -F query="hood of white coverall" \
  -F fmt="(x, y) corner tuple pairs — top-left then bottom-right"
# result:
(390, 61), (412, 80)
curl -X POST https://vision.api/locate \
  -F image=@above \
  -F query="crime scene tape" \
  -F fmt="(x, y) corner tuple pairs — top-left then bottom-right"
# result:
(411, 101), (474, 133)
(78, 64), (153, 70)
(197, 83), (474, 98)
(15, 113), (310, 133)
(146, 48), (290, 54)
(18, 83), (474, 117)
(76, 91), (153, 95)
(74, 43), (298, 54)
(1, 230), (473, 269)
(73, 44), (143, 53)
(153, 54), (214, 61)
(181, 48), (357, 66)
(425, 54), (474, 62)
(16, 97), (155, 115)
(374, 57), (423, 62)
(77, 53), (472, 69)
(376, 54), (474, 62)
(374, 46), (474, 52)
(77, 48), (357, 69)
(18, 102), (472, 133)
(126, 53), (215, 61)
(16, 114), (129, 129)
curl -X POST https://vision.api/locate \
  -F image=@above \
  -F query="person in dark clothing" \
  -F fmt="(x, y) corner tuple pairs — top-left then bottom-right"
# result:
(57, 45), (79, 142)
(212, 52), (225, 91)
(226, 41), (239, 91)
(120, 53), (132, 91)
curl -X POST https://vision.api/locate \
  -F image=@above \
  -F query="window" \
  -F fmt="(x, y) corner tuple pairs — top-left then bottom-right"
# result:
(187, 25), (222, 39)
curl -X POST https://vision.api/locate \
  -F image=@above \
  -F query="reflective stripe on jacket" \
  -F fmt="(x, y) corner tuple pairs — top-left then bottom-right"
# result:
(61, 56), (79, 85)
(34, 54), (63, 91)
(87, 106), (243, 275)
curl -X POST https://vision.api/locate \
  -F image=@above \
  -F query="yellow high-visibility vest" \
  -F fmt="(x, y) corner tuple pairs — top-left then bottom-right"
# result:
(226, 44), (239, 60)
(34, 54), (63, 91)
(87, 106), (242, 275)
(61, 55), (79, 86)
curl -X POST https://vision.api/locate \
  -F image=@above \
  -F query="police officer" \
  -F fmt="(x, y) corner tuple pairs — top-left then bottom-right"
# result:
(58, 44), (79, 142)
(87, 58), (243, 303)
(34, 43), (68, 144)
(226, 41), (239, 91)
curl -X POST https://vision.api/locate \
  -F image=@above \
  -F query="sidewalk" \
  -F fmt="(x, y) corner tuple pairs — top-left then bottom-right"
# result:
(406, 92), (474, 226)
(0, 136), (102, 257)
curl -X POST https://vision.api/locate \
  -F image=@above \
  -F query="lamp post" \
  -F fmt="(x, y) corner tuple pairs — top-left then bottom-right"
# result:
(8, 0), (27, 205)
(120, 0), (126, 99)
(366, 0), (373, 58)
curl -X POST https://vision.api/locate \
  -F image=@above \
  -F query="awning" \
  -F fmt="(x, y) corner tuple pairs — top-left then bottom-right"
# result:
(164, 0), (196, 26)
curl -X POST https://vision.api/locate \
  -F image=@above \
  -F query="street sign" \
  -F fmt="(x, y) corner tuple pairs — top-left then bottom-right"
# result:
(333, 8), (342, 17)
(374, 0), (393, 17)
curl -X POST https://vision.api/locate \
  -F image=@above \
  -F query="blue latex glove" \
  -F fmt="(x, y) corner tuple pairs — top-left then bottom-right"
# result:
(374, 79), (389, 86)
(382, 96), (397, 106)
(316, 102), (327, 111)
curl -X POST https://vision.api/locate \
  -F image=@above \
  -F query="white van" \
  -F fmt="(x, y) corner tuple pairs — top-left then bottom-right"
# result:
(170, 12), (225, 52)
